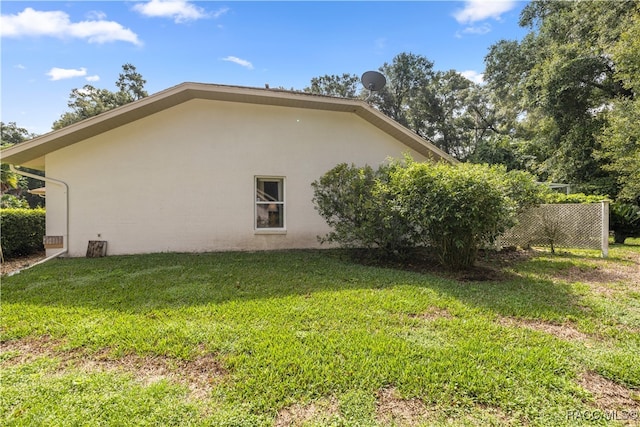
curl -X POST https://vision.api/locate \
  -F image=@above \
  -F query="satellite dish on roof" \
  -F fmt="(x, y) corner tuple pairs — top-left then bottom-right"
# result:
(361, 71), (386, 100)
(361, 71), (386, 92)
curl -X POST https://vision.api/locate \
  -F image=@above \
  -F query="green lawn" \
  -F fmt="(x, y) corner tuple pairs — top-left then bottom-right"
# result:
(1, 242), (639, 426)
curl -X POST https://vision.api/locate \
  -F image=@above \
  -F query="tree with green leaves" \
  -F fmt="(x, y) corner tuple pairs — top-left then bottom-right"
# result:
(1, 122), (34, 146)
(369, 52), (435, 129)
(1, 122), (33, 193)
(597, 9), (640, 204)
(303, 73), (360, 98)
(53, 63), (148, 130)
(483, 0), (638, 196)
(1, 122), (42, 207)
(413, 70), (484, 158)
(305, 52), (508, 160)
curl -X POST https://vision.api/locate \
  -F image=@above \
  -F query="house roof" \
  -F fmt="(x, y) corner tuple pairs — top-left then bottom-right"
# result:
(0, 82), (456, 170)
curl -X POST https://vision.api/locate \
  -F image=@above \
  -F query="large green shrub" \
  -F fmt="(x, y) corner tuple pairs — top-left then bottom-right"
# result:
(311, 163), (414, 256)
(0, 208), (45, 258)
(312, 158), (546, 268)
(390, 162), (527, 268)
(610, 202), (640, 244)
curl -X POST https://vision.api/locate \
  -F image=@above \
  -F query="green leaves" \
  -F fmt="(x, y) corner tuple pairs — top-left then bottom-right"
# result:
(303, 73), (360, 98)
(312, 159), (547, 268)
(52, 64), (148, 130)
(311, 162), (412, 256)
(391, 162), (517, 268)
(594, 9), (640, 205)
(610, 202), (640, 243)
(0, 208), (45, 258)
(484, 0), (639, 197)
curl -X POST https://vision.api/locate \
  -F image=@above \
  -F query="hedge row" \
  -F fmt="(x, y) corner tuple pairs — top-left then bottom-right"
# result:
(0, 208), (46, 258)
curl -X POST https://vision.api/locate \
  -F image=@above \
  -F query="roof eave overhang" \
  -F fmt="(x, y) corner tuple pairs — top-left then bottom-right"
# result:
(0, 82), (456, 168)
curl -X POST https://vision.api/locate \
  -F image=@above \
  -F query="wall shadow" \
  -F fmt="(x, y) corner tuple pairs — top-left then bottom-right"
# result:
(1, 250), (596, 323)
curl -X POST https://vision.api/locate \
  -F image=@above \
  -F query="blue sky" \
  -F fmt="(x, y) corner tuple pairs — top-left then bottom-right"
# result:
(1, 1), (529, 135)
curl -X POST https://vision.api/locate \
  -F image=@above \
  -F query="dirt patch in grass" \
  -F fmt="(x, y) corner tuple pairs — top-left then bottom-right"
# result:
(375, 387), (433, 426)
(550, 262), (636, 288)
(1, 251), (47, 276)
(87, 351), (226, 400)
(0, 337), (227, 400)
(0, 335), (61, 364)
(497, 317), (590, 342)
(579, 371), (640, 411)
(545, 251), (640, 291)
(560, 264), (626, 285)
(274, 396), (340, 426)
(374, 388), (517, 425)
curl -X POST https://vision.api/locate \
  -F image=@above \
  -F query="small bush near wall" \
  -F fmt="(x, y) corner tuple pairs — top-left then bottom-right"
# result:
(311, 163), (414, 257)
(0, 208), (45, 258)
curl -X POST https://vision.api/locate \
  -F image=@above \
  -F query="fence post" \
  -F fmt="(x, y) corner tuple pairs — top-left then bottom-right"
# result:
(601, 201), (609, 258)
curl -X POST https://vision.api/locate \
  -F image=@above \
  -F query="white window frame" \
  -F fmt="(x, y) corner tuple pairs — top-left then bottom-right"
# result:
(255, 176), (286, 233)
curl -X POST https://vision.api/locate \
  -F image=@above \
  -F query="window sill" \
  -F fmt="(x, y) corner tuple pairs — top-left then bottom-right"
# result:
(254, 229), (287, 235)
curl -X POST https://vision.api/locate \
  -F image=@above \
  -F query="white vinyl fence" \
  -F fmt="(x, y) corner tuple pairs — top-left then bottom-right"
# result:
(498, 202), (609, 257)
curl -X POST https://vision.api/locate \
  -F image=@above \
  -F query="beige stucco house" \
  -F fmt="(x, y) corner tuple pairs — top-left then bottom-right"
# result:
(2, 83), (453, 257)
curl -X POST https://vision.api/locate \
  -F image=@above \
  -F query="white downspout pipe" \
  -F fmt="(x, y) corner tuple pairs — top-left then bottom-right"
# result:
(9, 165), (69, 267)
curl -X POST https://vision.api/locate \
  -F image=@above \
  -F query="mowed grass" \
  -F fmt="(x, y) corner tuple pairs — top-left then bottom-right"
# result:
(1, 241), (639, 426)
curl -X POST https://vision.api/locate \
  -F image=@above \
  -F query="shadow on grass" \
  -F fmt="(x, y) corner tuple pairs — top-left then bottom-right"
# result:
(1, 249), (595, 322)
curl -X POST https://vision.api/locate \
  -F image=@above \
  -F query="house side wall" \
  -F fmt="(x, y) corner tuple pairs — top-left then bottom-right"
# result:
(45, 99), (429, 256)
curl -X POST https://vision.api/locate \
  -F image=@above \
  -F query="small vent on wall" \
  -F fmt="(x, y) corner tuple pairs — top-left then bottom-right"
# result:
(44, 236), (64, 249)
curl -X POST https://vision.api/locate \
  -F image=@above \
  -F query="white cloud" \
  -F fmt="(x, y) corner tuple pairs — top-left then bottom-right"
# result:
(46, 67), (87, 81)
(86, 75), (100, 82)
(1, 7), (141, 45)
(221, 56), (254, 70)
(133, 0), (208, 23)
(459, 70), (485, 85)
(455, 23), (493, 38)
(68, 20), (140, 44)
(453, 0), (517, 24)
(86, 10), (107, 21)
(15, 64), (26, 70)
(212, 7), (230, 19)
